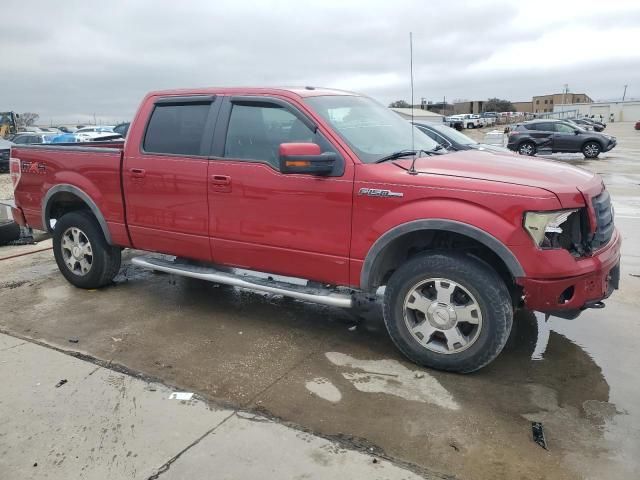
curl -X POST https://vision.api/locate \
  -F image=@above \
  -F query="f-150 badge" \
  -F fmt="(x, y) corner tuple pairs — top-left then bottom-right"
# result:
(358, 187), (403, 198)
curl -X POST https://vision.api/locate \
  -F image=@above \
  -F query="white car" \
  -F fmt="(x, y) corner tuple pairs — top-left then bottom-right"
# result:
(74, 126), (116, 140)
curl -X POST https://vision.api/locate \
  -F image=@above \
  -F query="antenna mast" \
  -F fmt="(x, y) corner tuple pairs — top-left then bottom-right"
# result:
(408, 32), (418, 175)
(410, 32), (415, 153)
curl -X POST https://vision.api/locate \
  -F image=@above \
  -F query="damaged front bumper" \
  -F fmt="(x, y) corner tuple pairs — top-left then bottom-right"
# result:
(519, 228), (621, 319)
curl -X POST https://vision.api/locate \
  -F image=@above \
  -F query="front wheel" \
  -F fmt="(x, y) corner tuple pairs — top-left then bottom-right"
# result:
(518, 141), (536, 156)
(53, 210), (121, 289)
(382, 252), (513, 373)
(582, 141), (601, 158)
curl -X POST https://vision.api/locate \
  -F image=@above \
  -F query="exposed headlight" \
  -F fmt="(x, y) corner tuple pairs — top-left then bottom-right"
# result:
(524, 209), (579, 247)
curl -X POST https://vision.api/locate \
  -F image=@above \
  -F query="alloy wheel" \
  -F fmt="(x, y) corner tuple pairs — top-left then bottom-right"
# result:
(60, 227), (93, 276)
(519, 143), (534, 155)
(403, 278), (483, 354)
(584, 143), (600, 157)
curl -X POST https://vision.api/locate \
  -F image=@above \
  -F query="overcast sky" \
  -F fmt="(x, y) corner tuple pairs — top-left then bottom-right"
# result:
(2, 0), (639, 124)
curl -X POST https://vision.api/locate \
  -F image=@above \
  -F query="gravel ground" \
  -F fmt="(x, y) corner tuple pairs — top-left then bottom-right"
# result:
(0, 174), (13, 201)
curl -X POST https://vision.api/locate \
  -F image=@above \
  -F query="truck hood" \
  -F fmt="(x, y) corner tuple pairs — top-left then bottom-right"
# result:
(396, 150), (602, 207)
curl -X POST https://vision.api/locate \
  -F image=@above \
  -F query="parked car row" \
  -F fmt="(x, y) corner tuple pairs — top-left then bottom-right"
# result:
(7, 126), (123, 145)
(566, 117), (606, 132)
(444, 111), (531, 130)
(4, 123), (132, 141)
(507, 119), (616, 158)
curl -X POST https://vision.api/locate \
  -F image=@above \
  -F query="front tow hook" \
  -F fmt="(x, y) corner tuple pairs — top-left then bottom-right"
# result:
(584, 300), (606, 309)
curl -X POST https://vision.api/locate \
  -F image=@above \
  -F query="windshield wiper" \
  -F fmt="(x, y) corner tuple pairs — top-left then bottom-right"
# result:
(375, 149), (417, 164)
(375, 148), (442, 164)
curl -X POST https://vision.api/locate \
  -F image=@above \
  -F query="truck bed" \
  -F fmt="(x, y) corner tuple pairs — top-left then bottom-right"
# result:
(11, 143), (129, 245)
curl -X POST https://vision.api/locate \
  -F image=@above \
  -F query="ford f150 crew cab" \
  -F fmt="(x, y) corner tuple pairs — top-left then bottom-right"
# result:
(8, 87), (621, 372)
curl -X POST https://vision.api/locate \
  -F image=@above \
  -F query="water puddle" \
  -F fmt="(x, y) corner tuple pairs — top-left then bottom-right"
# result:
(325, 352), (459, 410)
(305, 377), (342, 403)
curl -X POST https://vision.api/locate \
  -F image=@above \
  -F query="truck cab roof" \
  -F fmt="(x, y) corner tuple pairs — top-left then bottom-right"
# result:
(145, 86), (358, 99)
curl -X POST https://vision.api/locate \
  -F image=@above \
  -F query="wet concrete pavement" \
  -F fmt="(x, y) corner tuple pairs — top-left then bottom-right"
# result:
(1, 122), (639, 479)
(0, 333), (427, 480)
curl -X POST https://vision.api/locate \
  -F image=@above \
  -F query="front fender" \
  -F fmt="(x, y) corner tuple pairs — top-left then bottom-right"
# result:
(358, 197), (534, 255)
(353, 197), (544, 291)
(359, 217), (526, 291)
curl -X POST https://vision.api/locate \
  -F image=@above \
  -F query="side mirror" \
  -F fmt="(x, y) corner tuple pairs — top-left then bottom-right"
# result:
(279, 143), (336, 175)
(574, 129), (580, 134)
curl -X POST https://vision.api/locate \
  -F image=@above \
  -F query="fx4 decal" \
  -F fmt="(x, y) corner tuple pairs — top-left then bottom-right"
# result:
(21, 161), (47, 174)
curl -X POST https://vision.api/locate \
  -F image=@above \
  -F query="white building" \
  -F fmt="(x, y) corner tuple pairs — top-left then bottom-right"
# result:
(390, 108), (444, 123)
(553, 100), (640, 122)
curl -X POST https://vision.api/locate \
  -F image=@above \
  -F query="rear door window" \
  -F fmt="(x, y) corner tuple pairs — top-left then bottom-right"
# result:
(535, 123), (554, 132)
(144, 103), (211, 156)
(554, 123), (575, 133)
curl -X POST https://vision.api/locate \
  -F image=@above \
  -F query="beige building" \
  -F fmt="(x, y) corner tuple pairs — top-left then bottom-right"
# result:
(453, 101), (484, 115)
(455, 99), (532, 114)
(532, 93), (592, 114)
(512, 101), (533, 113)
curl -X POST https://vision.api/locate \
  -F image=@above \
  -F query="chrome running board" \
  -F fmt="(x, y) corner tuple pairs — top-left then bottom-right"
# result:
(131, 256), (353, 308)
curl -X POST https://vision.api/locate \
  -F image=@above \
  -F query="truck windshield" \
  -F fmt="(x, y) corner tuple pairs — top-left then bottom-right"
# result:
(304, 95), (439, 163)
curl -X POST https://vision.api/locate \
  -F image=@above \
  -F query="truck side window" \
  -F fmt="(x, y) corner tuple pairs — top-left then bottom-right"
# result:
(144, 104), (210, 156)
(224, 103), (336, 169)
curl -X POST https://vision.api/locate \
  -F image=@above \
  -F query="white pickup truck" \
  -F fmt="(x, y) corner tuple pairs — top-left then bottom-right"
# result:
(480, 112), (497, 127)
(445, 114), (481, 129)
(463, 115), (482, 129)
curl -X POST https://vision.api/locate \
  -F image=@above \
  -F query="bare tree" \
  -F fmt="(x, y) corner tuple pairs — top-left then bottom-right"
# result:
(17, 112), (40, 127)
(388, 100), (411, 108)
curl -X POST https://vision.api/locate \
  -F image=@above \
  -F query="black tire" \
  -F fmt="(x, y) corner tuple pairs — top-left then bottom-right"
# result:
(0, 220), (21, 245)
(466, 123), (474, 129)
(582, 141), (601, 158)
(518, 141), (536, 156)
(53, 210), (121, 289)
(382, 252), (513, 373)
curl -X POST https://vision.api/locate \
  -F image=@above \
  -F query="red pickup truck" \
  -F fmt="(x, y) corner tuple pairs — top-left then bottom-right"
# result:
(8, 87), (621, 372)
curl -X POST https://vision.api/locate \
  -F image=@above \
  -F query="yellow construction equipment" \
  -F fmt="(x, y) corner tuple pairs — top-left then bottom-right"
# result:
(0, 112), (19, 138)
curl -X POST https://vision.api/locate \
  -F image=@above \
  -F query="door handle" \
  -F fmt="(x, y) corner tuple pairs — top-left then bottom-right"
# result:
(129, 168), (146, 178)
(210, 175), (231, 185)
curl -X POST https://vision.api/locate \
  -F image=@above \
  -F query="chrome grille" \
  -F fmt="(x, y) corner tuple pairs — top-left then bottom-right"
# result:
(591, 190), (614, 250)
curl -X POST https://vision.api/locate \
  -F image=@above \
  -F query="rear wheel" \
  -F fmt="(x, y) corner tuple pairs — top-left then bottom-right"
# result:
(53, 210), (121, 289)
(382, 252), (513, 373)
(582, 141), (601, 158)
(518, 141), (536, 156)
